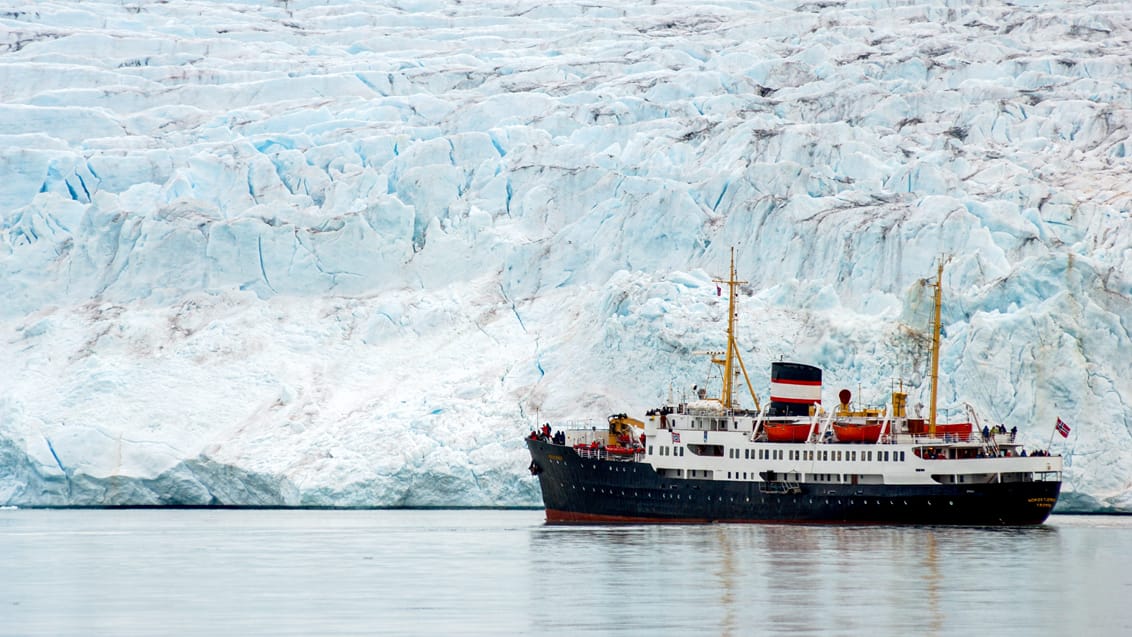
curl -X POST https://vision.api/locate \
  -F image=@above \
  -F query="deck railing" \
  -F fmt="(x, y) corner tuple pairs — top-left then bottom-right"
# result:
(572, 446), (644, 462)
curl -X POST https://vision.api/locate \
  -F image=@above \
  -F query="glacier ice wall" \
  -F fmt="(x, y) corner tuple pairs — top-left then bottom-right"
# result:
(1, 0), (1130, 511)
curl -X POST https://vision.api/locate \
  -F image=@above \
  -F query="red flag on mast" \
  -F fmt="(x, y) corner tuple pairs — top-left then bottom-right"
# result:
(1055, 418), (1071, 438)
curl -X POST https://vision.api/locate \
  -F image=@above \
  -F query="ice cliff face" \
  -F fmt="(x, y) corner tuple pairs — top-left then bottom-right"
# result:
(1, 0), (1129, 511)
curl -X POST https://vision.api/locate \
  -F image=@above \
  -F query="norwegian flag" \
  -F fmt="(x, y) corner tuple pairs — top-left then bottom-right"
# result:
(1056, 418), (1071, 438)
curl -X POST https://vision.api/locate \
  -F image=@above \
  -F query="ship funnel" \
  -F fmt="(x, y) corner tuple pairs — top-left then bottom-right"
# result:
(768, 362), (822, 417)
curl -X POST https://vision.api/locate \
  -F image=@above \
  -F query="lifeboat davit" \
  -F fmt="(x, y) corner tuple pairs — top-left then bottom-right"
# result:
(764, 422), (813, 443)
(832, 421), (883, 443)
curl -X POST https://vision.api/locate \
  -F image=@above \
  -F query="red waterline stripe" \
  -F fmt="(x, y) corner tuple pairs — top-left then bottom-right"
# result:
(544, 509), (900, 526)
(545, 509), (709, 524)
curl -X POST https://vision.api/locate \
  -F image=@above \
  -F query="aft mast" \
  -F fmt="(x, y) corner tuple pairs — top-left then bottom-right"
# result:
(928, 260), (944, 437)
(712, 248), (761, 412)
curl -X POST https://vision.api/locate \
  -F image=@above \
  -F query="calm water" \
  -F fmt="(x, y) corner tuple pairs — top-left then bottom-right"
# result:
(0, 509), (1128, 636)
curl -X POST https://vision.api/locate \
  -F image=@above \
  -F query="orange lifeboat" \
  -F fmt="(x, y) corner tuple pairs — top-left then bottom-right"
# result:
(605, 445), (637, 456)
(763, 422), (813, 443)
(906, 420), (973, 440)
(832, 421), (883, 443)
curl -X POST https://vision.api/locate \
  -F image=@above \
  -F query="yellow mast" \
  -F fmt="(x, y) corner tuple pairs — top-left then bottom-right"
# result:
(928, 260), (944, 437)
(712, 249), (761, 412)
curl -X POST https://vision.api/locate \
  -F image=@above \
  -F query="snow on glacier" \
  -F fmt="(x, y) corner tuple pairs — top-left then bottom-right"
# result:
(1, 0), (1130, 511)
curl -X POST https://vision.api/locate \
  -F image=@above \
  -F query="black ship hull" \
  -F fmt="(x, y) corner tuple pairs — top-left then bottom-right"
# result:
(527, 440), (1060, 525)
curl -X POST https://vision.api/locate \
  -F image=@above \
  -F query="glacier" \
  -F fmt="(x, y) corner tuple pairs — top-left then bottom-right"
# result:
(1, 0), (1130, 511)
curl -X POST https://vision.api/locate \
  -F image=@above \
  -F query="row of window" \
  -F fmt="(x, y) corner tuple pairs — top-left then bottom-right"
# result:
(797, 449), (907, 463)
(658, 446), (906, 463)
(563, 483), (964, 508)
(717, 472), (874, 483)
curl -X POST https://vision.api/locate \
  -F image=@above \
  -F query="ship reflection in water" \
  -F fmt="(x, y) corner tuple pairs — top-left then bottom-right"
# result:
(528, 519), (1079, 637)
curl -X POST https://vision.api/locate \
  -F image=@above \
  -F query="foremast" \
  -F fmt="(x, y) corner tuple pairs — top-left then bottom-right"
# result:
(712, 248), (761, 412)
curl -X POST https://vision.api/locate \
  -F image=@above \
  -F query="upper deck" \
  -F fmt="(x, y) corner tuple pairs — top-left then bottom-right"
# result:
(544, 410), (1062, 488)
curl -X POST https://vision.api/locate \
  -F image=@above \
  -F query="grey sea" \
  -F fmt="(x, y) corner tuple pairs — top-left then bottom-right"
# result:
(0, 509), (1128, 636)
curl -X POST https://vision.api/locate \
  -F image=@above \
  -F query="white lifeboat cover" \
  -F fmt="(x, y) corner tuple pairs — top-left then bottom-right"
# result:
(684, 399), (725, 414)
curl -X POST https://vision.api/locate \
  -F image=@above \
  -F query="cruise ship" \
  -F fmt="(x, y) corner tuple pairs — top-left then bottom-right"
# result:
(525, 255), (1062, 525)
